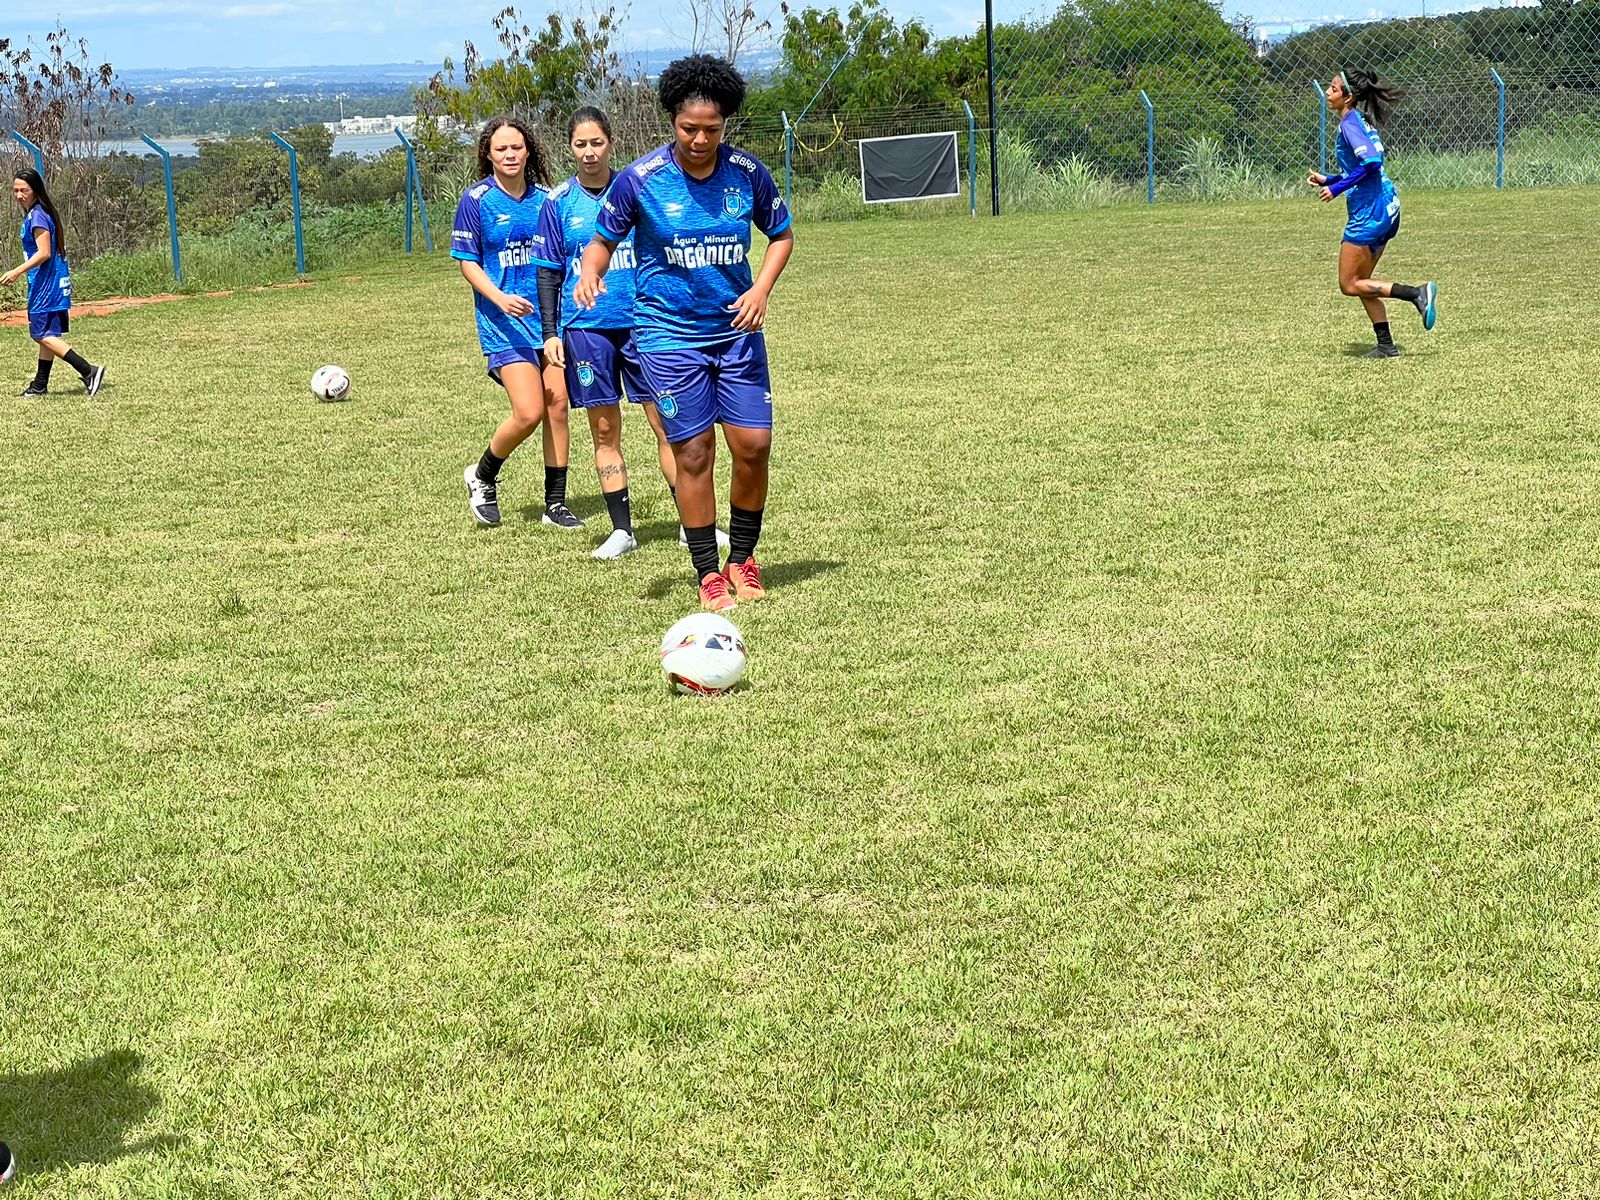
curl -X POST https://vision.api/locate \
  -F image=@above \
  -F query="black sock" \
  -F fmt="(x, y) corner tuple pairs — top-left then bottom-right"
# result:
(1373, 322), (1393, 346)
(685, 523), (720, 581)
(32, 358), (52, 388)
(544, 466), (568, 508)
(1389, 283), (1420, 303)
(603, 487), (633, 535)
(61, 349), (92, 377)
(477, 447), (505, 483)
(727, 505), (764, 567)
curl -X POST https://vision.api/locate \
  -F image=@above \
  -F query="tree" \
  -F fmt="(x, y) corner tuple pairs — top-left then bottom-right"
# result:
(679, 0), (780, 67)
(414, 4), (629, 142)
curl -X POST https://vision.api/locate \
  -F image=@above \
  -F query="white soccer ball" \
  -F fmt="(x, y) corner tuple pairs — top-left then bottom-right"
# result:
(310, 364), (351, 401)
(660, 612), (747, 696)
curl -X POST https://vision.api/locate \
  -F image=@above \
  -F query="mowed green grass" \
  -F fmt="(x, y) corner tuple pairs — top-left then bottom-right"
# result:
(3, 187), (1599, 1198)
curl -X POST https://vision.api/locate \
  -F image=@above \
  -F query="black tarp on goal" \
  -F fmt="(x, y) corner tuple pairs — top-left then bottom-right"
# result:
(858, 132), (961, 204)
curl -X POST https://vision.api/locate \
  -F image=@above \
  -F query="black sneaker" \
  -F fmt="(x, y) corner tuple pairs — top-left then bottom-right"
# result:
(1, 1140), (15, 1184)
(463, 463), (501, 526)
(84, 364), (107, 397)
(20, 382), (46, 396)
(1415, 281), (1437, 330)
(1363, 343), (1401, 359)
(542, 502), (583, 530)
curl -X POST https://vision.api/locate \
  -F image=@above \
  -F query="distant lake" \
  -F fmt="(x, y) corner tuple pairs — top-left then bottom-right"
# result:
(104, 132), (404, 160)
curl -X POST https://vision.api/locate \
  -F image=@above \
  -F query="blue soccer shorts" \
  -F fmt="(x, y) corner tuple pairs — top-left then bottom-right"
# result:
(563, 327), (650, 410)
(636, 332), (772, 443)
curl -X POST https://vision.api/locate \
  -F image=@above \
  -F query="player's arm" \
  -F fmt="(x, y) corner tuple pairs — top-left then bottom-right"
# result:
(727, 229), (793, 333)
(458, 259), (533, 317)
(574, 236), (618, 309)
(537, 266), (565, 366)
(0, 227), (51, 286)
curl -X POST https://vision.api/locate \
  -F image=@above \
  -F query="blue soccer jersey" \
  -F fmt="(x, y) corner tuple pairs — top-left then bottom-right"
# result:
(451, 177), (548, 358)
(532, 175), (637, 333)
(595, 143), (791, 353)
(1334, 110), (1398, 230)
(21, 206), (71, 314)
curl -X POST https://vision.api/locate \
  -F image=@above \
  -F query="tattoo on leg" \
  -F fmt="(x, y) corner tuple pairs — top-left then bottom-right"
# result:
(598, 463), (625, 482)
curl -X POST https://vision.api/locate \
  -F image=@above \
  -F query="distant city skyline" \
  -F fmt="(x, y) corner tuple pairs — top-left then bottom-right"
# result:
(7, 0), (1529, 71)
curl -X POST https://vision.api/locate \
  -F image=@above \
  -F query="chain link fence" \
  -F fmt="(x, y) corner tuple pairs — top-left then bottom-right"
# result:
(989, 0), (1600, 210)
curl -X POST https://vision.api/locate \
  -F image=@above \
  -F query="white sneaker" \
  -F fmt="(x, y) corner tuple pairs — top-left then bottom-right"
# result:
(678, 524), (732, 549)
(592, 529), (640, 560)
(464, 464), (500, 526)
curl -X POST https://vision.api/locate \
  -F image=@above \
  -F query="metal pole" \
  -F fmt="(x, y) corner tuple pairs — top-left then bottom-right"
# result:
(1140, 91), (1154, 205)
(1313, 80), (1327, 177)
(268, 131), (306, 276)
(963, 100), (977, 217)
(781, 111), (792, 208)
(1490, 68), (1506, 189)
(139, 133), (183, 282)
(985, 0), (999, 216)
(9, 130), (45, 178)
(396, 128), (432, 251)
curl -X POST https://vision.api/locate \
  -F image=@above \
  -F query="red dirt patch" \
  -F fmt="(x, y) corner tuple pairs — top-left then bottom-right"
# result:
(0, 280), (314, 327)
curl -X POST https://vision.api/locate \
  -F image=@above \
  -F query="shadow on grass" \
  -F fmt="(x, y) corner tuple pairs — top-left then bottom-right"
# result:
(1341, 341), (1410, 358)
(642, 558), (845, 601)
(0, 1049), (181, 1179)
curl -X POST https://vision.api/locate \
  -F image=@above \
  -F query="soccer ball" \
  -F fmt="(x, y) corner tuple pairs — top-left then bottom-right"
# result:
(310, 364), (351, 401)
(660, 613), (747, 696)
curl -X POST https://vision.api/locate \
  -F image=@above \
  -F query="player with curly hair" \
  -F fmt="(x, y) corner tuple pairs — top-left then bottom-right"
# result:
(575, 55), (793, 611)
(1308, 68), (1438, 358)
(453, 115), (580, 529)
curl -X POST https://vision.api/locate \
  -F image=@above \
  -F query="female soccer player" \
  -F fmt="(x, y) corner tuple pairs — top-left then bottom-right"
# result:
(575, 55), (794, 610)
(1309, 68), (1438, 358)
(454, 116), (580, 530)
(2, 169), (106, 397)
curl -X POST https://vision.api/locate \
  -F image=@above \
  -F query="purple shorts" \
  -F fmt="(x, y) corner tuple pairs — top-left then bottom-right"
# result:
(637, 332), (773, 443)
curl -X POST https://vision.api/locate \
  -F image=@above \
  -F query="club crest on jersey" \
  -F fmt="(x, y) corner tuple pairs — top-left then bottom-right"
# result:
(576, 362), (596, 387)
(656, 390), (678, 418)
(722, 189), (743, 216)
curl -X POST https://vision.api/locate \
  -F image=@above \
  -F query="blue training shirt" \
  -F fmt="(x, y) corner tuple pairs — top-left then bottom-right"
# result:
(450, 176), (548, 358)
(595, 143), (791, 353)
(531, 174), (637, 333)
(21, 206), (71, 314)
(1332, 110), (1398, 228)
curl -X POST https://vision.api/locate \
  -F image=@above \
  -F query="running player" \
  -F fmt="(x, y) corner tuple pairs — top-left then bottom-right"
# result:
(454, 116), (581, 529)
(3, 169), (106, 397)
(575, 55), (794, 610)
(1308, 68), (1437, 358)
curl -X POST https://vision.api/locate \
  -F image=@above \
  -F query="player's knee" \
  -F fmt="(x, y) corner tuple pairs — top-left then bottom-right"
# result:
(1339, 277), (1363, 297)
(676, 441), (713, 476)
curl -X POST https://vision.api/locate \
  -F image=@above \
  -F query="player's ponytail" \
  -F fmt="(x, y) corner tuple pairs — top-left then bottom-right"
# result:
(13, 168), (66, 259)
(1341, 68), (1402, 128)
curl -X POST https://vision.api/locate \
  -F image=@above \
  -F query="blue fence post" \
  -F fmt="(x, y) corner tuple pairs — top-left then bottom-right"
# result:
(781, 111), (792, 209)
(138, 133), (183, 282)
(1490, 68), (1507, 189)
(962, 100), (977, 216)
(1313, 80), (1328, 177)
(8, 130), (45, 178)
(1139, 91), (1154, 205)
(267, 131), (306, 276)
(395, 128), (432, 252)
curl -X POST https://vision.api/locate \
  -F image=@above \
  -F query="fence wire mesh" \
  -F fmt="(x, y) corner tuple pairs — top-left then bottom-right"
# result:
(987, 0), (1600, 209)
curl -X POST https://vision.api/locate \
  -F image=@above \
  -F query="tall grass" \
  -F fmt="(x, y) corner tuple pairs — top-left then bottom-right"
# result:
(70, 201), (421, 299)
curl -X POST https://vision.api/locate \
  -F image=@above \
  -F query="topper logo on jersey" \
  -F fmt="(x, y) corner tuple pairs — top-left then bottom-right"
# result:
(577, 362), (595, 387)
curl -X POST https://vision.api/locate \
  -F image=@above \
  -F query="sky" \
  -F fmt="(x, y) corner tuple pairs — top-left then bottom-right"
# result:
(7, 0), (1508, 70)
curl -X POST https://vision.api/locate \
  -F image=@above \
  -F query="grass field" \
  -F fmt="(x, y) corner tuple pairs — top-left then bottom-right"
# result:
(4, 187), (1600, 1198)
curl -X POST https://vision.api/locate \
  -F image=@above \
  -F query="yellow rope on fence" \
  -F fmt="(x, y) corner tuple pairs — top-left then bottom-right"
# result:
(794, 116), (846, 154)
